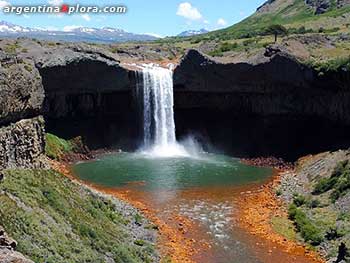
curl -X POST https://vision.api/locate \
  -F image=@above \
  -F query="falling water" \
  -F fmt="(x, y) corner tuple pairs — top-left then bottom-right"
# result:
(137, 64), (189, 157)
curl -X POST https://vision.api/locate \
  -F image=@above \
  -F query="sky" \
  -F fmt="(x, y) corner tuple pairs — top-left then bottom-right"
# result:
(0, 0), (266, 36)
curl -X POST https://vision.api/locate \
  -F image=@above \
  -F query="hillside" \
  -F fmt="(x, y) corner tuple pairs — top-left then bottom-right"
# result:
(154, 0), (350, 67)
(0, 169), (158, 263)
(209, 0), (350, 39)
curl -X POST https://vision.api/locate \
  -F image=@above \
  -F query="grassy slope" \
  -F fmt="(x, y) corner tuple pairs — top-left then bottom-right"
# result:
(275, 157), (350, 259)
(0, 169), (157, 263)
(209, 0), (350, 39)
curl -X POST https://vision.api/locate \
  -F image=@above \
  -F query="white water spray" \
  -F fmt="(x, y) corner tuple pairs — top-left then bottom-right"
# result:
(137, 64), (190, 157)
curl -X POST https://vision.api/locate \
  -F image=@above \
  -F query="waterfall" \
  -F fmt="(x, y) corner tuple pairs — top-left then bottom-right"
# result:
(137, 64), (189, 157)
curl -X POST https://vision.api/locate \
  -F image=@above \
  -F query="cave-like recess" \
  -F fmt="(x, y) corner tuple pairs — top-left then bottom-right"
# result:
(39, 52), (350, 161)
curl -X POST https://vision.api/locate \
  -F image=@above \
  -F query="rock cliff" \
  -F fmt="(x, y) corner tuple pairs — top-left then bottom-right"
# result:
(0, 49), (46, 169)
(1, 39), (350, 163)
(173, 49), (350, 159)
(174, 49), (350, 124)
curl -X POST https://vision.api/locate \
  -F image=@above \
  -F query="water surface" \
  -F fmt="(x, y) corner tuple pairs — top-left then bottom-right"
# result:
(73, 152), (316, 263)
(73, 152), (272, 192)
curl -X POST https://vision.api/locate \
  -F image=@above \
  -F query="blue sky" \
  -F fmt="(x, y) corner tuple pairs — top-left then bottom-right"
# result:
(0, 0), (266, 36)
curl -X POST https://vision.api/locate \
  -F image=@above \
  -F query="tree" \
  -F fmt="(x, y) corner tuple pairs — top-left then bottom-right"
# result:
(266, 24), (288, 42)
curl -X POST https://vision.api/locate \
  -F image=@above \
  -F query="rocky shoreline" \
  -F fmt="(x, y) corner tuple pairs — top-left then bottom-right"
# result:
(236, 171), (324, 262)
(239, 150), (350, 263)
(241, 156), (294, 171)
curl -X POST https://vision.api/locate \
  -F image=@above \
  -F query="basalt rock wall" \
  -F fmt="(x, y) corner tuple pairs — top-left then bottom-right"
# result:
(173, 50), (350, 160)
(36, 47), (140, 150)
(0, 51), (46, 169)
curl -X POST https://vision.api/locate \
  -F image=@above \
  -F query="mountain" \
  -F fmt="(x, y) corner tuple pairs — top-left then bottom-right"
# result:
(177, 28), (209, 37)
(208, 0), (350, 39)
(0, 21), (158, 43)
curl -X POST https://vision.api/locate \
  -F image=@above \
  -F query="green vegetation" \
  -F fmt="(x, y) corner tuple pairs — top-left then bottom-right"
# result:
(293, 193), (306, 207)
(45, 133), (73, 160)
(0, 169), (156, 263)
(271, 216), (297, 241)
(205, 0), (349, 41)
(313, 160), (350, 202)
(208, 42), (238, 56)
(3, 41), (20, 54)
(45, 133), (89, 160)
(288, 204), (324, 245)
(312, 56), (350, 74)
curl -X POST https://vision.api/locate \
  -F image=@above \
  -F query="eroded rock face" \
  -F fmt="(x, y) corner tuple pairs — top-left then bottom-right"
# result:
(0, 51), (46, 169)
(0, 52), (44, 126)
(0, 40), (140, 167)
(36, 46), (139, 150)
(173, 49), (350, 160)
(174, 49), (350, 123)
(0, 116), (46, 169)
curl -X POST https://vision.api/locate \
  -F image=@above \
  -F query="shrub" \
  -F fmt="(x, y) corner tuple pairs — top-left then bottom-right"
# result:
(293, 194), (306, 207)
(312, 160), (350, 202)
(288, 203), (298, 220)
(78, 224), (97, 239)
(134, 239), (146, 246)
(288, 204), (323, 245)
(330, 172), (350, 201)
(134, 213), (143, 225)
(325, 227), (344, 240)
(208, 42), (238, 56)
(308, 199), (321, 208)
(313, 177), (338, 194)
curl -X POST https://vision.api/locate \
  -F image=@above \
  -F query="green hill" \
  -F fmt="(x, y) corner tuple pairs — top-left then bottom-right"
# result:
(202, 0), (350, 40)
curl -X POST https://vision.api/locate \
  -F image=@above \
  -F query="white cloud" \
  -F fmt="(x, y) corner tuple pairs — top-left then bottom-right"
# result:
(239, 11), (246, 16)
(48, 0), (63, 6)
(23, 14), (30, 19)
(0, 0), (10, 9)
(203, 20), (210, 24)
(81, 14), (91, 21)
(176, 2), (202, 21)
(63, 25), (82, 32)
(217, 18), (227, 26)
